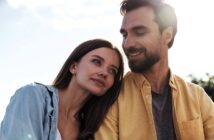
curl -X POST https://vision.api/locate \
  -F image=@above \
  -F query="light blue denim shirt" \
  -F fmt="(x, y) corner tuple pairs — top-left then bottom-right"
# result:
(0, 82), (59, 140)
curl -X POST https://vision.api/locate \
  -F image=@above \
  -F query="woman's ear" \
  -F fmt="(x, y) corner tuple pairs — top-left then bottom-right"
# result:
(69, 62), (77, 74)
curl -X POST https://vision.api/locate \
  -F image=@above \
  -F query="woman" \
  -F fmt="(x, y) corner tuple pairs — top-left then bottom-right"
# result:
(0, 39), (124, 140)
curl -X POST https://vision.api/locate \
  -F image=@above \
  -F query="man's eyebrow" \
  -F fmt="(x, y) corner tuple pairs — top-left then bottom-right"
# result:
(132, 25), (147, 31)
(120, 25), (147, 34)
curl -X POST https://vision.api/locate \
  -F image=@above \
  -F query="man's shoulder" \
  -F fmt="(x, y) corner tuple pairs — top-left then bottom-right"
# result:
(172, 74), (201, 89)
(172, 74), (205, 98)
(120, 72), (148, 98)
(124, 71), (134, 79)
(123, 71), (146, 82)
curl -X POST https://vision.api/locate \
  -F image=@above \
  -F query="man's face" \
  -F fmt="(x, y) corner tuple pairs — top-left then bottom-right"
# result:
(120, 6), (165, 73)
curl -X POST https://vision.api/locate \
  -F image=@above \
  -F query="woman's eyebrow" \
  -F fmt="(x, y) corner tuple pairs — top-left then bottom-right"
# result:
(91, 55), (104, 61)
(92, 55), (119, 69)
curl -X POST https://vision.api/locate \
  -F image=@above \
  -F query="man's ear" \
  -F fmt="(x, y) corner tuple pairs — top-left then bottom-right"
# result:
(163, 26), (173, 47)
(69, 62), (77, 74)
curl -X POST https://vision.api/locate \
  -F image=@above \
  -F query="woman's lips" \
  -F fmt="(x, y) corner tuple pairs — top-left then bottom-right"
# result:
(91, 78), (105, 87)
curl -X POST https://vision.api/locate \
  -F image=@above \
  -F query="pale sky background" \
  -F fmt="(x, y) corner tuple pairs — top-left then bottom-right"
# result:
(0, 0), (214, 121)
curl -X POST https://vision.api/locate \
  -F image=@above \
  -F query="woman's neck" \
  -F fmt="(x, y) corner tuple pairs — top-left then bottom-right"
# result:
(58, 87), (89, 119)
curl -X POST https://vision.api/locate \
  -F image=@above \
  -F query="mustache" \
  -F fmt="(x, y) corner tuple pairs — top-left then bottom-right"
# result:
(124, 47), (146, 54)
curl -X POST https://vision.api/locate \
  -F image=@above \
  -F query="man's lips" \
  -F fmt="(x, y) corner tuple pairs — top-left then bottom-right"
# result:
(128, 51), (143, 58)
(124, 48), (146, 58)
(126, 49), (145, 58)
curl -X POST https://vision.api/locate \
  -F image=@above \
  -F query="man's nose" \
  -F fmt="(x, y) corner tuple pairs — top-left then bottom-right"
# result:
(123, 35), (135, 49)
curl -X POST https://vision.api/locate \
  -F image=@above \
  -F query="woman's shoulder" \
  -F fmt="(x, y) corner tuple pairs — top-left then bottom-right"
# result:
(12, 82), (53, 100)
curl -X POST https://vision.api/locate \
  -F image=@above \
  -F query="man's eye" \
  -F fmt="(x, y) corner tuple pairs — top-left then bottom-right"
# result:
(121, 32), (127, 38)
(135, 30), (146, 36)
(122, 34), (127, 38)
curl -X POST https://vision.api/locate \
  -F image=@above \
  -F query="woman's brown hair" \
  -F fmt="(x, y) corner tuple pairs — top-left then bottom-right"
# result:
(53, 39), (124, 139)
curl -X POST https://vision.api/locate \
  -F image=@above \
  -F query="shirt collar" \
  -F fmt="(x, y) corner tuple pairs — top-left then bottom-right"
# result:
(169, 70), (177, 90)
(126, 69), (177, 90)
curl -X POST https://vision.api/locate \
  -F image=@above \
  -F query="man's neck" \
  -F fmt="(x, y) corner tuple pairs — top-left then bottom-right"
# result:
(143, 67), (170, 94)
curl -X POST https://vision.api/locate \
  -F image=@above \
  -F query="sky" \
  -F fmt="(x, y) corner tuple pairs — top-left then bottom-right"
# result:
(0, 0), (214, 121)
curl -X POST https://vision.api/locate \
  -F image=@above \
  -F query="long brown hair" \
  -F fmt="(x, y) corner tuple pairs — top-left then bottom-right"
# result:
(53, 39), (124, 139)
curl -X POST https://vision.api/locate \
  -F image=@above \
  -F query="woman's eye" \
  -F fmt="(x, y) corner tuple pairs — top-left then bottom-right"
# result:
(109, 68), (118, 76)
(92, 59), (101, 65)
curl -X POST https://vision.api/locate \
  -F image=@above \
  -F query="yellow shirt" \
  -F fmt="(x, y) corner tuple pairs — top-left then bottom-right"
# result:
(95, 72), (214, 140)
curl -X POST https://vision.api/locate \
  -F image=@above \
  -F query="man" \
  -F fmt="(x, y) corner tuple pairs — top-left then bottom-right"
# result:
(95, 0), (214, 140)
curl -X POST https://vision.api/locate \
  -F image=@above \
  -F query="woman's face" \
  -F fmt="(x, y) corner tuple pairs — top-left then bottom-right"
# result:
(70, 47), (120, 96)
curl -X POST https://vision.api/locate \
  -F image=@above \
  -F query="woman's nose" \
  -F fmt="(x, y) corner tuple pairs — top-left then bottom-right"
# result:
(97, 69), (108, 78)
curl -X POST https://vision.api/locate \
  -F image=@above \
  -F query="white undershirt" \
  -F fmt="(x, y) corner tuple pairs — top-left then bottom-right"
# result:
(56, 129), (62, 140)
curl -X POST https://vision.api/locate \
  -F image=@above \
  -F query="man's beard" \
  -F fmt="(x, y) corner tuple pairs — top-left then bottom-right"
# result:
(128, 52), (160, 73)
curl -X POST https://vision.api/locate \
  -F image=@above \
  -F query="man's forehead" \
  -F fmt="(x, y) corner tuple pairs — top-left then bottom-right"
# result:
(121, 7), (155, 29)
